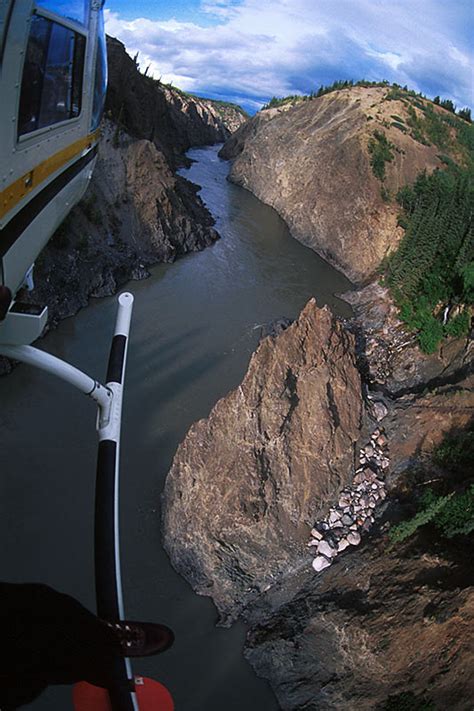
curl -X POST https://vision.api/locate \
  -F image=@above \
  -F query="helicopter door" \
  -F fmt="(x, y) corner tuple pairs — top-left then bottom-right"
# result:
(0, 0), (104, 301)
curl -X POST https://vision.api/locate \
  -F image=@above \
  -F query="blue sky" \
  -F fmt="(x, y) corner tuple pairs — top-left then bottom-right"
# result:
(105, 0), (474, 114)
(105, 1), (219, 24)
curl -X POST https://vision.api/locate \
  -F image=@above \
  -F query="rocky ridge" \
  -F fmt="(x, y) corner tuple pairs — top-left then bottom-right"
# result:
(163, 300), (364, 623)
(220, 86), (462, 282)
(245, 503), (474, 711)
(242, 361), (473, 710)
(106, 37), (247, 168)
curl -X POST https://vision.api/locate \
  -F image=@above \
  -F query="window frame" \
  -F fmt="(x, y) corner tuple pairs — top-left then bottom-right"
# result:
(34, 0), (90, 28)
(16, 6), (88, 144)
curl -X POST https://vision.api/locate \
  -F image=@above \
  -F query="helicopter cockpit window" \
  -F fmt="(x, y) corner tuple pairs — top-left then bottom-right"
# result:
(35, 0), (90, 26)
(18, 14), (85, 136)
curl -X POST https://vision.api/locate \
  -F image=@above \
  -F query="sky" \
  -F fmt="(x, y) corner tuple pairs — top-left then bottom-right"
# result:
(105, 0), (474, 114)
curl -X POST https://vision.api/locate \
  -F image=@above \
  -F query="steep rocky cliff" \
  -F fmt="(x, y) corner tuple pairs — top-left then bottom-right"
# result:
(163, 300), (364, 623)
(243, 363), (474, 711)
(220, 86), (464, 282)
(106, 37), (247, 168)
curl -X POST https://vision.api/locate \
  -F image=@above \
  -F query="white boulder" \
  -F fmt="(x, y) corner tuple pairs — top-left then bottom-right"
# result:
(312, 555), (332, 572)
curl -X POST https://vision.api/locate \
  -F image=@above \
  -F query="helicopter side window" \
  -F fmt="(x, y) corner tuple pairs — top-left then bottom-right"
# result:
(18, 14), (85, 137)
(35, 0), (90, 26)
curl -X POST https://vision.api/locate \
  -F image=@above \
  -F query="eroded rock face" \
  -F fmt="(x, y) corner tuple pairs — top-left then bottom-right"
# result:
(383, 373), (474, 476)
(163, 300), (363, 622)
(220, 87), (449, 282)
(245, 532), (474, 711)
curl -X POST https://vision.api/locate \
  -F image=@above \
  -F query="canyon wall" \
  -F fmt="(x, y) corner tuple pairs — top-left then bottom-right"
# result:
(220, 86), (459, 282)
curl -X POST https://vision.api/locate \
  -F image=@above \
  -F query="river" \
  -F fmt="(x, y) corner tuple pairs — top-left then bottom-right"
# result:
(0, 144), (352, 710)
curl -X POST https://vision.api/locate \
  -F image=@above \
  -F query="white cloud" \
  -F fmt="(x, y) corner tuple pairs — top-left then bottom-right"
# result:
(105, 0), (474, 111)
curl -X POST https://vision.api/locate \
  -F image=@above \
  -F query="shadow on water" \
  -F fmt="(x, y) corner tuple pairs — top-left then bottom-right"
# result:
(0, 144), (353, 710)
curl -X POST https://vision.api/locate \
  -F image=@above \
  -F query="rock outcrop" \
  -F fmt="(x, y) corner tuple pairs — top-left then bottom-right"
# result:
(163, 300), (363, 623)
(242, 369), (474, 711)
(220, 86), (458, 282)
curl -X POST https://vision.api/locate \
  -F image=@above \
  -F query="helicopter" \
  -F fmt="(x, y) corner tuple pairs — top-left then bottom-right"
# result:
(0, 3), (173, 709)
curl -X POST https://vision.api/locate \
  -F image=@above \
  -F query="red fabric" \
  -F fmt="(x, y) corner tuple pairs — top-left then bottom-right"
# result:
(73, 677), (174, 711)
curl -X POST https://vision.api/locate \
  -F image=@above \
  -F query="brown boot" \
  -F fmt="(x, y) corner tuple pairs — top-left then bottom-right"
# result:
(105, 620), (174, 658)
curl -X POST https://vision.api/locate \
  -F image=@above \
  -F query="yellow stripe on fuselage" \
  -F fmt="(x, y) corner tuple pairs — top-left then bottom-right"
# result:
(0, 129), (101, 222)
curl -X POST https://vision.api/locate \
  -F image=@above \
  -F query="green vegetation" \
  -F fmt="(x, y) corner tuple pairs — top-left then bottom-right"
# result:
(391, 121), (407, 133)
(379, 85), (474, 356)
(422, 104), (451, 147)
(388, 87), (472, 124)
(389, 491), (454, 545)
(368, 130), (395, 180)
(389, 483), (474, 544)
(440, 98), (456, 113)
(380, 185), (391, 202)
(386, 160), (474, 352)
(386, 85), (418, 101)
(459, 107), (472, 123)
(263, 79), (393, 110)
(433, 424), (474, 474)
(312, 78), (389, 98)
(403, 102), (456, 149)
(263, 94), (305, 109)
(431, 485), (474, 537)
(445, 309), (471, 338)
(389, 424), (474, 546)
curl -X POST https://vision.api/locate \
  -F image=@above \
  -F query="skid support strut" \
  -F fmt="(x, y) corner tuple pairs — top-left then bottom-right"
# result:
(0, 292), (138, 711)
